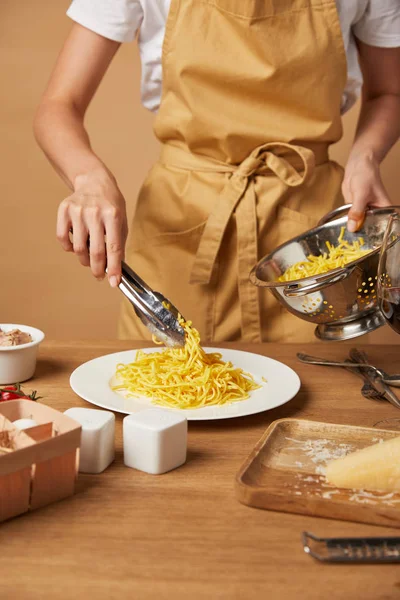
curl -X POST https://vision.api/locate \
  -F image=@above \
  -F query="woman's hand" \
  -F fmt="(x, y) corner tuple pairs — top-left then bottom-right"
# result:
(57, 169), (128, 287)
(343, 42), (400, 232)
(342, 151), (391, 233)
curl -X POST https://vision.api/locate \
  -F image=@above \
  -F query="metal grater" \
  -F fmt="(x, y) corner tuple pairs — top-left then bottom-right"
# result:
(302, 532), (400, 563)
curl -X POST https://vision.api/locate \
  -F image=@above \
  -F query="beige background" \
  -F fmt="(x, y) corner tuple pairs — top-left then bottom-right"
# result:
(1, 0), (398, 342)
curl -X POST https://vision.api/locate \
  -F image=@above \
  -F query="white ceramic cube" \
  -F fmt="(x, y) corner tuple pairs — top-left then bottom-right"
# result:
(123, 409), (187, 475)
(64, 407), (115, 474)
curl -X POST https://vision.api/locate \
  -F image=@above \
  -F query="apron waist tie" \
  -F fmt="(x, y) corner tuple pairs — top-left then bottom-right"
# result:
(160, 142), (329, 341)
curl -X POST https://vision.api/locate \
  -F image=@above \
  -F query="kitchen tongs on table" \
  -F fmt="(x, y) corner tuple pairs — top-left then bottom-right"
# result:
(119, 261), (186, 348)
(297, 353), (400, 387)
(297, 350), (400, 409)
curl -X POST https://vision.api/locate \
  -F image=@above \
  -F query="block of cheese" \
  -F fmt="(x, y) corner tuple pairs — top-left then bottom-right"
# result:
(325, 436), (400, 493)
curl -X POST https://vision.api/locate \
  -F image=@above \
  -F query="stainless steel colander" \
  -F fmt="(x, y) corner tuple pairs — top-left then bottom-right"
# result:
(250, 205), (399, 341)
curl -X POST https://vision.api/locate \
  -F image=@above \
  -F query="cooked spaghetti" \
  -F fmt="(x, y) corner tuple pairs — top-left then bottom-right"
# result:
(112, 319), (260, 410)
(278, 227), (371, 282)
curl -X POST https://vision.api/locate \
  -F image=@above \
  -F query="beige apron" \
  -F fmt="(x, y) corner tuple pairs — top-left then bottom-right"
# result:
(119, 0), (347, 343)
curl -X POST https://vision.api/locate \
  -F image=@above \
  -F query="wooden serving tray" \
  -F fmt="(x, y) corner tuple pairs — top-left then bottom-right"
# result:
(236, 419), (400, 529)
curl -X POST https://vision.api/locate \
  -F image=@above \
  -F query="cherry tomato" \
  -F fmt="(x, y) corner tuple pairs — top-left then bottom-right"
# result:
(0, 384), (40, 402)
(0, 386), (21, 401)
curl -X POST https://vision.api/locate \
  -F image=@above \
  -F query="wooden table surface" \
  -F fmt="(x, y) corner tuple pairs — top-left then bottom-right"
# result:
(2, 341), (400, 600)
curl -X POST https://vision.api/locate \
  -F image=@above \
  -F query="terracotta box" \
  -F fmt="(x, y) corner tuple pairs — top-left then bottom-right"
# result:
(0, 400), (81, 522)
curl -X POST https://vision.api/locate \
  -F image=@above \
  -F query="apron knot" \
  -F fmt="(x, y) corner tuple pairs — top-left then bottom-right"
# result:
(234, 142), (316, 186)
(189, 140), (323, 289)
(234, 154), (265, 179)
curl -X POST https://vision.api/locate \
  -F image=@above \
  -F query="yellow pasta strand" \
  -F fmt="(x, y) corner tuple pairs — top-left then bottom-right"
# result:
(112, 318), (261, 410)
(278, 227), (371, 282)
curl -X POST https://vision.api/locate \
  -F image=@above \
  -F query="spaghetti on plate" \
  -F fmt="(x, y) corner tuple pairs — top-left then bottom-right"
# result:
(112, 319), (260, 410)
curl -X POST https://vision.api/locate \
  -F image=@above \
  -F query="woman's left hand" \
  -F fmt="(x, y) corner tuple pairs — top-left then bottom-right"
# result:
(342, 151), (392, 233)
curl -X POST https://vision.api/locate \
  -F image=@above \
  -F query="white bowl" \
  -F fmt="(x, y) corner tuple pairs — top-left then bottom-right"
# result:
(0, 324), (45, 385)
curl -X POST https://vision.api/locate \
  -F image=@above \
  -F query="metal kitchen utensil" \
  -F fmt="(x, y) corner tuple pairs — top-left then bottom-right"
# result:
(349, 348), (400, 410)
(68, 228), (186, 347)
(250, 205), (399, 341)
(342, 358), (388, 401)
(302, 532), (400, 563)
(361, 382), (387, 401)
(119, 261), (186, 347)
(297, 353), (400, 387)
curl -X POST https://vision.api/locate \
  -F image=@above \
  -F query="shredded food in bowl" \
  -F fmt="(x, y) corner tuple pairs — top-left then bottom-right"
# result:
(277, 227), (371, 282)
(0, 328), (33, 347)
(112, 318), (260, 410)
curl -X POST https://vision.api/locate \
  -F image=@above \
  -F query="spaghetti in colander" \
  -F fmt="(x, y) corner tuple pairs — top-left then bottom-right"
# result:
(278, 227), (371, 282)
(112, 319), (260, 410)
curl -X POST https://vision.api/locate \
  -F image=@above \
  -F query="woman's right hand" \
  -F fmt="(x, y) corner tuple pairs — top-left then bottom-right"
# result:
(34, 25), (129, 287)
(56, 169), (128, 287)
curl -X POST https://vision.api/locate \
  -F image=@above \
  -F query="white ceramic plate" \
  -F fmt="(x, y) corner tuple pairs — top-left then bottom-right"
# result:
(69, 348), (301, 421)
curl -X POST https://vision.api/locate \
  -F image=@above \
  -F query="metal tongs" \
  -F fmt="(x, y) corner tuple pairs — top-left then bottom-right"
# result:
(297, 349), (400, 409)
(69, 229), (186, 347)
(297, 353), (400, 387)
(119, 261), (186, 347)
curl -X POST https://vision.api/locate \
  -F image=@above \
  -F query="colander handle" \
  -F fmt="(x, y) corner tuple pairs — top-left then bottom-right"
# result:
(317, 204), (352, 227)
(283, 271), (349, 297)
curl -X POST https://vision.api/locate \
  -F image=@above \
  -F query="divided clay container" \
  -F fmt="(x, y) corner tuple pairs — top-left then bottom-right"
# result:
(0, 400), (81, 522)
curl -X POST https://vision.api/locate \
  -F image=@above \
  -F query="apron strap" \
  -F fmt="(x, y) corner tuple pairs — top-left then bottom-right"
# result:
(160, 142), (328, 341)
(189, 142), (319, 287)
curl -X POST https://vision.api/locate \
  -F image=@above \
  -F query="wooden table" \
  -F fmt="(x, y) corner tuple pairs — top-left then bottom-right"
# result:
(2, 341), (400, 600)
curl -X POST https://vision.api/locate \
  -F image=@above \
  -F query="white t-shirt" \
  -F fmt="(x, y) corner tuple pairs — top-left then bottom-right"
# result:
(67, 0), (400, 114)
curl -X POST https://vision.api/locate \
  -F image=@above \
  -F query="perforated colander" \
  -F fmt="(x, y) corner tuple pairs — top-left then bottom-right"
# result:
(250, 205), (399, 341)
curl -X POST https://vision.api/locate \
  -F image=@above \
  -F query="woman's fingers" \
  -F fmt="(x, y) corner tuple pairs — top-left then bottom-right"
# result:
(86, 216), (107, 280)
(346, 192), (369, 233)
(56, 200), (73, 252)
(346, 182), (392, 232)
(58, 200), (126, 283)
(105, 209), (125, 287)
(70, 210), (90, 267)
(343, 155), (392, 233)
(342, 172), (370, 232)
(56, 174), (127, 284)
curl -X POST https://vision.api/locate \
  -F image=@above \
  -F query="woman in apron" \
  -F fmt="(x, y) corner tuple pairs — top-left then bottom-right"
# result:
(35, 1), (400, 342)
